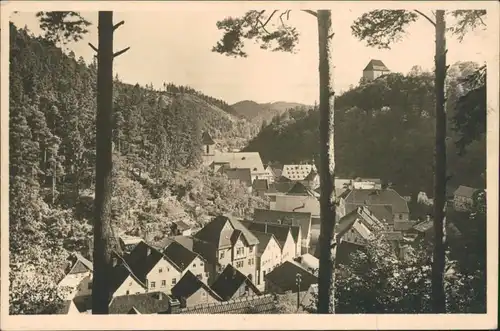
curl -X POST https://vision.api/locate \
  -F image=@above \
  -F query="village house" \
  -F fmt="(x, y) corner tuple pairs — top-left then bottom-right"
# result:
(161, 240), (210, 282)
(264, 260), (318, 295)
(263, 165), (276, 184)
(220, 167), (253, 192)
(201, 132), (267, 183)
(193, 215), (259, 283)
(125, 241), (184, 295)
(245, 230), (282, 290)
(252, 178), (270, 198)
(109, 254), (148, 297)
(453, 185), (479, 211)
(210, 264), (261, 301)
(281, 164), (317, 181)
(240, 220), (297, 262)
(362, 59), (391, 81)
(171, 271), (222, 308)
(338, 188), (410, 229)
(273, 182), (321, 224)
(253, 208), (311, 254)
(170, 220), (192, 236)
(294, 253), (319, 275)
(58, 253), (93, 299)
(119, 234), (144, 254)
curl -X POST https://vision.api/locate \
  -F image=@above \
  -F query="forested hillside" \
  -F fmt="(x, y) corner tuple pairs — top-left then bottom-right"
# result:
(244, 65), (486, 196)
(231, 100), (311, 125)
(8, 23), (266, 314)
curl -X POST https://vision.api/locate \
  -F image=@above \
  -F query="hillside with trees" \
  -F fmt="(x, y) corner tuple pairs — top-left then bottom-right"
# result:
(8, 22), (267, 314)
(231, 100), (311, 125)
(244, 65), (486, 197)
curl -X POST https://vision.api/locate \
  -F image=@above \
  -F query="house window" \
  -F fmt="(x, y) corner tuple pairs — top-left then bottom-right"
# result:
(150, 281), (156, 289)
(196, 274), (203, 280)
(159, 268), (163, 273)
(193, 263), (196, 268)
(399, 214), (403, 220)
(220, 251), (225, 259)
(249, 246), (254, 254)
(200, 262), (204, 267)
(161, 280), (166, 287)
(126, 290), (130, 295)
(248, 258), (254, 265)
(172, 278), (177, 285)
(236, 260), (244, 268)
(237, 247), (244, 255)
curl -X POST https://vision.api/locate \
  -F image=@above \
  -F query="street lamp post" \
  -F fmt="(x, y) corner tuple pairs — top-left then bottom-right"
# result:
(296, 273), (302, 310)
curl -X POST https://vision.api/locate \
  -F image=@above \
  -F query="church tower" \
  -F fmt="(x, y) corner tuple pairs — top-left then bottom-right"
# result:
(202, 131), (215, 157)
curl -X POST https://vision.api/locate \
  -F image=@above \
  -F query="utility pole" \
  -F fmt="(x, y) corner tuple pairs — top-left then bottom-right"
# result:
(296, 273), (302, 310)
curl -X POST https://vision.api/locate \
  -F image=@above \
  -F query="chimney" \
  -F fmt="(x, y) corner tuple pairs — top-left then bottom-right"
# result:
(112, 257), (118, 267)
(265, 223), (268, 233)
(147, 247), (151, 256)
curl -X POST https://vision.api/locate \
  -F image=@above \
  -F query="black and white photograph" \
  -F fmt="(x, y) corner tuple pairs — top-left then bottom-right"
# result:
(1, 1), (498, 329)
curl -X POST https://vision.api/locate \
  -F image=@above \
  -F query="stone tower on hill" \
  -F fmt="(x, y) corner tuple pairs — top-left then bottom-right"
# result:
(362, 59), (390, 81)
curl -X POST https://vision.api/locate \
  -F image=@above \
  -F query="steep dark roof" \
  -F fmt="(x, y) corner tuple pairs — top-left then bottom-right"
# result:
(170, 235), (217, 265)
(173, 220), (191, 231)
(454, 185), (478, 198)
(202, 132), (215, 145)
(72, 295), (92, 313)
(265, 261), (318, 293)
(249, 231), (275, 256)
(267, 181), (296, 194)
(171, 271), (221, 302)
(223, 168), (252, 186)
(240, 220), (291, 248)
(65, 252), (93, 275)
(162, 240), (200, 272)
(241, 219), (300, 245)
(194, 215), (259, 249)
(252, 179), (269, 191)
(363, 59), (390, 72)
(174, 294), (279, 314)
(125, 241), (179, 282)
(210, 264), (261, 301)
(253, 208), (311, 239)
(109, 292), (170, 314)
(343, 188), (409, 214)
(286, 182), (315, 196)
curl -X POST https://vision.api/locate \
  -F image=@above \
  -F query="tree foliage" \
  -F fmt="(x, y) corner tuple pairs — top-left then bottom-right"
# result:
(213, 10), (302, 57)
(36, 11), (91, 46)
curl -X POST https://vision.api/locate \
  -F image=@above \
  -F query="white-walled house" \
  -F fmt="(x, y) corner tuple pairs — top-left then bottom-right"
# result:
(453, 185), (479, 211)
(58, 253), (93, 299)
(250, 231), (282, 290)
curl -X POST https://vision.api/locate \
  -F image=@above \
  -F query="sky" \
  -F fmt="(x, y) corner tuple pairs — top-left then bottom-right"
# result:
(9, 7), (491, 105)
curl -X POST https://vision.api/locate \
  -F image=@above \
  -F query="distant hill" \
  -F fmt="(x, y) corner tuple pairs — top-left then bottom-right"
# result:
(231, 100), (311, 124)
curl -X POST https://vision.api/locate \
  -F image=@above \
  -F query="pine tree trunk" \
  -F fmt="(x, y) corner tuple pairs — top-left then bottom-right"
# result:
(432, 9), (448, 313)
(52, 161), (56, 204)
(92, 11), (115, 315)
(316, 10), (336, 314)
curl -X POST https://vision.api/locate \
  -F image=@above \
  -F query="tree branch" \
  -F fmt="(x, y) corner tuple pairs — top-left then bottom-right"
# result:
(414, 10), (436, 26)
(88, 42), (98, 53)
(301, 9), (318, 17)
(113, 20), (125, 31)
(261, 10), (278, 28)
(113, 46), (130, 58)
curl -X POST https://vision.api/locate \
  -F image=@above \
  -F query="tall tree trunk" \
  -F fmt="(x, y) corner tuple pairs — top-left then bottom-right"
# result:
(92, 11), (115, 315)
(316, 10), (337, 314)
(432, 9), (448, 313)
(51, 160), (56, 204)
